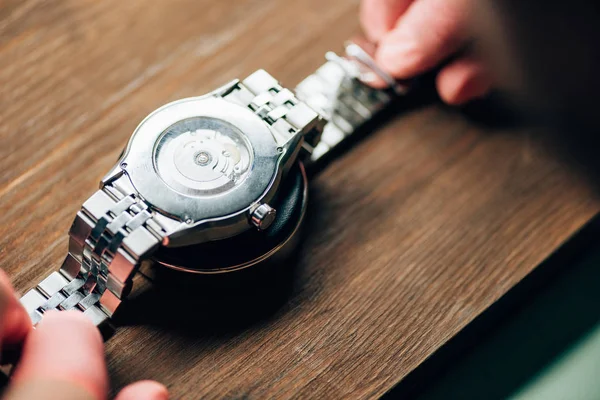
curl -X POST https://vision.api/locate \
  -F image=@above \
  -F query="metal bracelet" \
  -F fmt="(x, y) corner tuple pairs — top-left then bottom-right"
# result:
(295, 45), (398, 162)
(19, 70), (323, 328)
(18, 56), (395, 327)
(222, 69), (325, 149)
(20, 177), (168, 327)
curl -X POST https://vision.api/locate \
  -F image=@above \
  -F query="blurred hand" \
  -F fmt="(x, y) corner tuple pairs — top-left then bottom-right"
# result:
(0, 270), (168, 400)
(360, 0), (492, 105)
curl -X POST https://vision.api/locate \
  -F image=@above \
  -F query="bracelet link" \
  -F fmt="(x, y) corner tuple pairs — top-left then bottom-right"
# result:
(223, 69), (324, 148)
(20, 180), (168, 327)
(295, 42), (400, 163)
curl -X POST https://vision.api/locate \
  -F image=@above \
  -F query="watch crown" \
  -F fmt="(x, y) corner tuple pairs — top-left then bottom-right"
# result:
(250, 204), (277, 231)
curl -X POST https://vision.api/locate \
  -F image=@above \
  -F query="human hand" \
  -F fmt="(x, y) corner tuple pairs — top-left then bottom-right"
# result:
(0, 270), (168, 400)
(360, 0), (492, 105)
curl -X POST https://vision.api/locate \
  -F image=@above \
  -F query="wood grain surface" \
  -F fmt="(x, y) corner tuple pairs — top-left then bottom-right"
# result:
(1, 0), (598, 398)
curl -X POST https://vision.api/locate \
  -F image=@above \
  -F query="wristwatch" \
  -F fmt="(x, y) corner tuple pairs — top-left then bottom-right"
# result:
(19, 39), (408, 329)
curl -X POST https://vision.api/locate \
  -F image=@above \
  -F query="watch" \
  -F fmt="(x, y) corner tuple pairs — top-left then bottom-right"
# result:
(19, 39), (407, 329)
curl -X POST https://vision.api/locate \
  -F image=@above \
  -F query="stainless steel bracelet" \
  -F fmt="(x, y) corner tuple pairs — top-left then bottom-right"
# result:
(222, 69), (324, 149)
(19, 49), (397, 327)
(295, 45), (399, 162)
(20, 177), (168, 327)
(19, 70), (323, 328)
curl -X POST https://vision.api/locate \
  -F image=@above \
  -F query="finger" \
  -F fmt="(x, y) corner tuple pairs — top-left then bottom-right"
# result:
(436, 56), (492, 105)
(3, 379), (96, 400)
(115, 380), (169, 400)
(360, 0), (414, 42)
(9, 310), (108, 400)
(376, 0), (471, 79)
(0, 271), (31, 351)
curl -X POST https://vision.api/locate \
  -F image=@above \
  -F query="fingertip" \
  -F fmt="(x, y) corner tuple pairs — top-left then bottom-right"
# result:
(376, 35), (425, 79)
(0, 270), (16, 305)
(0, 269), (12, 287)
(360, 0), (413, 43)
(374, 0), (470, 80)
(436, 58), (492, 105)
(360, 0), (386, 42)
(115, 380), (169, 400)
(2, 303), (32, 346)
(0, 271), (32, 348)
(12, 310), (108, 400)
(38, 310), (104, 347)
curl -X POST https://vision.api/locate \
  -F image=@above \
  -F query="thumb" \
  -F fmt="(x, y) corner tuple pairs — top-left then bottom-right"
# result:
(6, 310), (108, 400)
(114, 380), (169, 400)
(376, 0), (471, 79)
(2, 379), (96, 400)
(360, 0), (414, 42)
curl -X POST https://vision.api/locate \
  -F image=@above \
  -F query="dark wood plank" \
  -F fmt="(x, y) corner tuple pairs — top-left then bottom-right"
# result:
(0, 0), (597, 398)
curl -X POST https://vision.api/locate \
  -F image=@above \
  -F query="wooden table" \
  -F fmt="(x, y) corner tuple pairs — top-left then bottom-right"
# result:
(1, 0), (598, 398)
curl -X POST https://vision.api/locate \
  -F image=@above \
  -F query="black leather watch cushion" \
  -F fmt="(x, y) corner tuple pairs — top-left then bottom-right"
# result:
(154, 162), (306, 272)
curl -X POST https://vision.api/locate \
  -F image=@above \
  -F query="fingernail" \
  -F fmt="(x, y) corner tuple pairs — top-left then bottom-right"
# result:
(115, 381), (169, 400)
(138, 382), (169, 400)
(151, 385), (169, 400)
